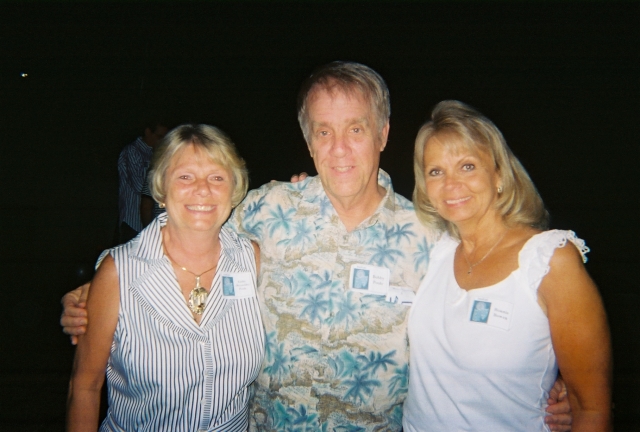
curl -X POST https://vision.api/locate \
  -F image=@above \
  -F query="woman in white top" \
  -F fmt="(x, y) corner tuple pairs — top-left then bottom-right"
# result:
(403, 101), (611, 431)
(67, 125), (265, 431)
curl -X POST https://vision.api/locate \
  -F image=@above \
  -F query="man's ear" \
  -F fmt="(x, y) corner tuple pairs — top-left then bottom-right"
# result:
(307, 140), (315, 158)
(379, 121), (390, 152)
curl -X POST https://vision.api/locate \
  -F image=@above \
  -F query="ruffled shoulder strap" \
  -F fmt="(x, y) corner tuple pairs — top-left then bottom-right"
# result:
(518, 230), (590, 294)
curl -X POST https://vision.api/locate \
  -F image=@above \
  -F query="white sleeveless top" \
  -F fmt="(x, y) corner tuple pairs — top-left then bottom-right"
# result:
(403, 230), (589, 432)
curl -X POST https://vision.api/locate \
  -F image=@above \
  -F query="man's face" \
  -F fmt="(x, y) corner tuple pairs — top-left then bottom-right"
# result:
(144, 125), (169, 148)
(306, 88), (388, 205)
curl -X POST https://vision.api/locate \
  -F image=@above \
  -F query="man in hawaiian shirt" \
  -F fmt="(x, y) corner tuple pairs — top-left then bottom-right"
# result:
(227, 61), (439, 430)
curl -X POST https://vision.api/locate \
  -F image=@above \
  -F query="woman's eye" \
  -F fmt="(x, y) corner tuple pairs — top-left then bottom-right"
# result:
(462, 164), (475, 171)
(428, 169), (441, 176)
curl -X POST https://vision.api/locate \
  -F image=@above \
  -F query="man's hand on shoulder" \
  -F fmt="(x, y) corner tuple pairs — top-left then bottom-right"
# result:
(268, 172), (308, 184)
(60, 282), (91, 345)
(290, 172), (308, 183)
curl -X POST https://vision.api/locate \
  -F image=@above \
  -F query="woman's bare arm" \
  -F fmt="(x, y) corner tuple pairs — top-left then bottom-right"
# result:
(539, 243), (612, 432)
(67, 255), (119, 432)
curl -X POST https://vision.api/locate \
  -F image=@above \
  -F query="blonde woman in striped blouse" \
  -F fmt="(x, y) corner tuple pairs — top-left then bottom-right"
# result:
(67, 124), (265, 431)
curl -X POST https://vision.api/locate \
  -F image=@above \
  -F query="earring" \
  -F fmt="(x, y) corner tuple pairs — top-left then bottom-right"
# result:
(497, 186), (503, 194)
(159, 202), (166, 208)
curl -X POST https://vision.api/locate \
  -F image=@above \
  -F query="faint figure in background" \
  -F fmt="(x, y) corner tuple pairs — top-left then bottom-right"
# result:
(117, 116), (168, 244)
(140, 171), (165, 228)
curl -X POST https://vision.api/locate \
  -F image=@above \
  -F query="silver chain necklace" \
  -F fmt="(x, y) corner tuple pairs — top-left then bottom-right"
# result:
(461, 231), (507, 275)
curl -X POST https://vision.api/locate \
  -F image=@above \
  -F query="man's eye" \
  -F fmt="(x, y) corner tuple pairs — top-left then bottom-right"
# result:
(352, 127), (361, 133)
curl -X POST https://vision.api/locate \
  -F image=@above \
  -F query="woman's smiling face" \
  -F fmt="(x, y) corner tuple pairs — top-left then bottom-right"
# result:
(423, 133), (501, 230)
(164, 144), (234, 234)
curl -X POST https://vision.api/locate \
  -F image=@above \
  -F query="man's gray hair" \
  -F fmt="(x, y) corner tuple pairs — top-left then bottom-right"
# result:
(297, 61), (390, 143)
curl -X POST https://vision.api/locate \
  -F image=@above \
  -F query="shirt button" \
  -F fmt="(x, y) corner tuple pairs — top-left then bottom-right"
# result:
(199, 341), (206, 347)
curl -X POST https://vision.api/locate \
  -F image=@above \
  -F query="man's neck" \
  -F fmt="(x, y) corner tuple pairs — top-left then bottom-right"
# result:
(328, 184), (386, 232)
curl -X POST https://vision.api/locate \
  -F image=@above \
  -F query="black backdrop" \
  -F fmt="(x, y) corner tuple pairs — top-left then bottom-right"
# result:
(1, 1), (637, 429)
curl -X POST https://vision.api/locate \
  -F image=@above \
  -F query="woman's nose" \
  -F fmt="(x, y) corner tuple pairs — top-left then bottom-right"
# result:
(194, 178), (211, 195)
(443, 173), (460, 189)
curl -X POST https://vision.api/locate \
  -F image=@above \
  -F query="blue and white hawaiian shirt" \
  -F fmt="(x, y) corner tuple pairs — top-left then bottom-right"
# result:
(227, 169), (440, 432)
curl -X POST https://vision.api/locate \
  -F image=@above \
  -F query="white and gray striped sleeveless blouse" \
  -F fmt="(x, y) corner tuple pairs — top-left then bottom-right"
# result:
(101, 214), (265, 431)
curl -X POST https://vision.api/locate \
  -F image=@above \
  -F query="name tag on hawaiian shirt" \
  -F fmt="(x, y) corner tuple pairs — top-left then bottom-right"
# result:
(220, 272), (256, 299)
(349, 264), (390, 296)
(469, 298), (514, 330)
(385, 286), (416, 305)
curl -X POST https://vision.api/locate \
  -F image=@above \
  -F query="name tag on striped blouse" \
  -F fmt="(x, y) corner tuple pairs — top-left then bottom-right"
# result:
(220, 272), (256, 299)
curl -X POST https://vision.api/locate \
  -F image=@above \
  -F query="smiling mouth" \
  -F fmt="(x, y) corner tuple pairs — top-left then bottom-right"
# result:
(333, 166), (354, 172)
(186, 205), (215, 211)
(445, 197), (470, 205)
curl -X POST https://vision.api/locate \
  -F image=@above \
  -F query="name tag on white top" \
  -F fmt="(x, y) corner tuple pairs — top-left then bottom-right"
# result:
(220, 272), (256, 299)
(469, 298), (514, 330)
(349, 264), (389, 296)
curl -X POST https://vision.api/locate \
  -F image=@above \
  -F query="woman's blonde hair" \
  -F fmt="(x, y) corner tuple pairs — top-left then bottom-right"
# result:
(149, 124), (248, 208)
(413, 100), (548, 237)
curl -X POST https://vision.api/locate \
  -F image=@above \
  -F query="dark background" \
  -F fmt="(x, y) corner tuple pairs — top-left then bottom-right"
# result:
(0, 1), (637, 430)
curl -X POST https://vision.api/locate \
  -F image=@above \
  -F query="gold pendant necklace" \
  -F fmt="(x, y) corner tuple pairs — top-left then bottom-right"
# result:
(461, 231), (507, 275)
(165, 248), (217, 315)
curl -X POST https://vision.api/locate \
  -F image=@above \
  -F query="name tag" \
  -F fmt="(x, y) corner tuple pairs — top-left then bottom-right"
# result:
(469, 298), (514, 330)
(349, 264), (390, 296)
(220, 272), (256, 299)
(385, 286), (416, 305)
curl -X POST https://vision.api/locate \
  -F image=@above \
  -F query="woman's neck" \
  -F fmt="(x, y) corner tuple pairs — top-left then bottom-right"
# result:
(161, 224), (221, 273)
(456, 212), (508, 253)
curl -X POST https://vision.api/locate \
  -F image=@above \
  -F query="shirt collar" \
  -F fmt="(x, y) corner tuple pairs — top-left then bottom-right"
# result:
(363, 169), (399, 230)
(127, 212), (239, 265)
(127, 212), (167, 262)
(300, 168), (400, 230)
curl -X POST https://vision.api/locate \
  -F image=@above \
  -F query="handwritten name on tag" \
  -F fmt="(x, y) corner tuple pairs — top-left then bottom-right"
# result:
(469, 298), (514, 330)
(220, 272), (256, 299)
(349, 264), (390, 296)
